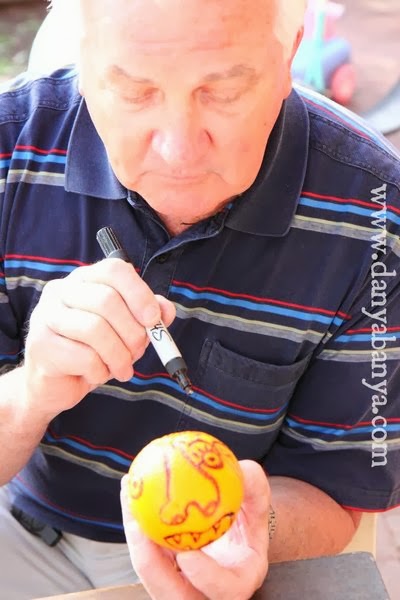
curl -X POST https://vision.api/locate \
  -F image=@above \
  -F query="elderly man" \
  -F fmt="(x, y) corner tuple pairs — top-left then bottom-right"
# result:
(0, 0), (399, 599)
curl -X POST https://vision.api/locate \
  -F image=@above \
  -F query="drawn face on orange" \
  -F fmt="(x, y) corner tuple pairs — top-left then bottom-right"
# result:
(127, 431), (244, 550)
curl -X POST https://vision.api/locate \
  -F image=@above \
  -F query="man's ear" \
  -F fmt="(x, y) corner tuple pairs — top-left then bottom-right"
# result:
(290, 26), (304, 64)
(282, 26), (304, 98)
(78, 74), (84, 98)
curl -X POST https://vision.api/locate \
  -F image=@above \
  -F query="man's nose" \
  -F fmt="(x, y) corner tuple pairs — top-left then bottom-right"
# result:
(151, 109), (211, 167)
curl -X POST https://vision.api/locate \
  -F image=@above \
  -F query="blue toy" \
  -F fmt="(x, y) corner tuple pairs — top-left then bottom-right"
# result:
(292, 0), (356, 105)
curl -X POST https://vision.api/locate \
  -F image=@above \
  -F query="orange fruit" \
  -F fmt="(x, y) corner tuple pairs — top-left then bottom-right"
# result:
(127, 431), (244, 551)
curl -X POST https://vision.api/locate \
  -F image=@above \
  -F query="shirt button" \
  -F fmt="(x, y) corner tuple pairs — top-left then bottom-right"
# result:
(156, 253), (169, 264)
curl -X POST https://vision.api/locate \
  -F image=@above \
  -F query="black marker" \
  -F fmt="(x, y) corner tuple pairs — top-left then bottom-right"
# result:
(96, 226), (193, 395)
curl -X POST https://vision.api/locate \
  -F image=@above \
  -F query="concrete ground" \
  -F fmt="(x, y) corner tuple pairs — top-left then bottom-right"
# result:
(0, 0), (399, 598)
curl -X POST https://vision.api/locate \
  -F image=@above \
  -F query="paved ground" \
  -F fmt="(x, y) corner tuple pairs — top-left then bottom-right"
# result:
(0, 0), (399, 598)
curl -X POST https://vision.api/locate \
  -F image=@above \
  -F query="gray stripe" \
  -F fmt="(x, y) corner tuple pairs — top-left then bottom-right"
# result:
(283, 426), (400, 452)
(0, 180), (4, 194)
(319, 348), (400, 362)
(6, 170), (65, 187)
(0, 364), (17, 375)
(6, 275), (47, 293)
(0, 292), (9, 304)
(292, 216), (400, 257)
(40, 445), (125, 479)
(175, 303), (323, 345)
(96, 384), (285, 435)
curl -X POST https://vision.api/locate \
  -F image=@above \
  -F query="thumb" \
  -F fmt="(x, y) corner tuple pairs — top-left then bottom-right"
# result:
(240, 460), (271, 529)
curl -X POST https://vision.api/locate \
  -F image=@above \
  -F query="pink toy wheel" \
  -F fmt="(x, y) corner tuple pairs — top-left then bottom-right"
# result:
(330, 63), (356, 105)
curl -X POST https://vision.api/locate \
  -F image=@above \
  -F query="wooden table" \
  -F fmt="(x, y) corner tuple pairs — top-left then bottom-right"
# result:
(36, 552), (389, 600)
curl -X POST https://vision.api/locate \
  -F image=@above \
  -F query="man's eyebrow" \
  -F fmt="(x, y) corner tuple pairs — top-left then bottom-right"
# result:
(106, 64), (258, 85)
(106, 65), (154, 85)
(202, 64), (258, 83)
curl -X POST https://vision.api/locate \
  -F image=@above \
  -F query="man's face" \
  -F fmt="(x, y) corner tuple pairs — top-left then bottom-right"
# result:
(79, 0), (297, 233)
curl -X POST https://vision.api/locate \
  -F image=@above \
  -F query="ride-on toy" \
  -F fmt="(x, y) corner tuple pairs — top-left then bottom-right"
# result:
(292, 0), (356, 105)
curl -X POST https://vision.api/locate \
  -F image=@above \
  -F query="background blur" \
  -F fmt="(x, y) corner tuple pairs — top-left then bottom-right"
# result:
(0, 0), (399, 597)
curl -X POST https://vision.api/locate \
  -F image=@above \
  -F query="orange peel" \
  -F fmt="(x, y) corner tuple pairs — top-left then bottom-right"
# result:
(127, 431), (244, 550)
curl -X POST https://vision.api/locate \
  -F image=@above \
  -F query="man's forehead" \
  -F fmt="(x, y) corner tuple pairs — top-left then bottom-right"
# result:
(83, 0), (276, 35)
(106, 63), (259, 85)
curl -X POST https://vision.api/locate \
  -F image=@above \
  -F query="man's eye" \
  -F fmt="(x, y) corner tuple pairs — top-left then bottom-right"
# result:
(200, 88), (242, 104)
(120, 89), (157, 104)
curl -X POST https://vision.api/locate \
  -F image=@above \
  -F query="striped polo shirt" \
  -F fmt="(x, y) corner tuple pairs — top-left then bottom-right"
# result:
(1, 69), (400, 542)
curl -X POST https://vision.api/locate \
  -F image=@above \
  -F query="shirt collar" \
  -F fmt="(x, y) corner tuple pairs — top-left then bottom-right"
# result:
(226, 89), (309, 236)
(65, 99), (126, 199)
(65, 89), (309, 236)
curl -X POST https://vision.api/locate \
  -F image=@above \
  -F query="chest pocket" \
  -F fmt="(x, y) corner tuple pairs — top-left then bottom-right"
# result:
(176, 339), (312, 457)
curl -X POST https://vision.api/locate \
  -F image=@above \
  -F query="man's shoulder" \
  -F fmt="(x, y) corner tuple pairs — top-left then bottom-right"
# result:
(0, 67), (81, 126)
(295, 85), (400, 191)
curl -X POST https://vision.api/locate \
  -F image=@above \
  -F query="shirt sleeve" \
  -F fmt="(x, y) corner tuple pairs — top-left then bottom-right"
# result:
(0, 259), (22, 374)
(264, 241), (400, 511)
(0, 160), (22, 372)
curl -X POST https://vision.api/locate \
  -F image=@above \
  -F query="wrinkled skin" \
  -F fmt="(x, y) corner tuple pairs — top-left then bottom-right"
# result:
(78, 0), (300, 234)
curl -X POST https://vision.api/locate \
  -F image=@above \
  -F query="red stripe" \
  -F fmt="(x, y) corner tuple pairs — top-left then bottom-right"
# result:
(15, 475), (121, 524)
(303, 190), (400, 216)
(192, 385), (282, 414)
(5, 253), (88, 267)
(346, 326), (400, 334)
(0, 349), (19, 356)
(288, 414), (400, 429)
(341, 502), (400, 513)
(15, 145), (67, 155)
(303, 97), (370, 140)
(47, 427), (135, 460)
(136, 370), (282, 414)
(0, 152), (12, 159)
(172, 279), (351, 320)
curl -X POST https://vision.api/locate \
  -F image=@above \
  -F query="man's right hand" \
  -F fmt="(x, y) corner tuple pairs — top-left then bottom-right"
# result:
(23, 258), (176, 421)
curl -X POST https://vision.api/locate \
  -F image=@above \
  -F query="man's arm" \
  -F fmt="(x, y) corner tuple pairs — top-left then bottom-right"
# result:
(269, 475), (362, 563)
(0, 367), (51, 486)
(0, 259), (176, 486)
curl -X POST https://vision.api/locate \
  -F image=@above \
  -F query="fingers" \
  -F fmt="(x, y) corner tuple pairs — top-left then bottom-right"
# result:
(29, 260), (176, 382)
(61, 281), (147, 357)
(177, 551), (243, 600)
(182, 461), (271, 598)
(235, 460), (270, 583)
(69, 259), (162, 327)
(120, 476), (205, 600)
(155, 294), (176, 328)
(120, 462), (271, 600)
(26, 324), (112, 385)
(240, 460), (271, 534)
(45, 281), (148, 381)
(23, 258), (177, 413)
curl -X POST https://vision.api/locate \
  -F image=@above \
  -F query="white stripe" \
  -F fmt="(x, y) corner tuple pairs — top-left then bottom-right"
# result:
(6, 169), (65, 187)
(283, 426), (400, 451)
(292, 215), (400, 257)
(6, 275), (47, 293)
(319, 347), (400, 362)
(175, 303), (324, 344)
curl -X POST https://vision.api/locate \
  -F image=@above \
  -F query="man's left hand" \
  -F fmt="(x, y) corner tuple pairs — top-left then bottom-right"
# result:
(120, 460), (271, 600)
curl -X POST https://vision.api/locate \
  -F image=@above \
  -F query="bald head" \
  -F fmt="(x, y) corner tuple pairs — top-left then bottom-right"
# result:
(48, 0), (307, 59)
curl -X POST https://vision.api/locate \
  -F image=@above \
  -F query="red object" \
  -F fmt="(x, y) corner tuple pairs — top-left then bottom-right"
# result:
(330, 63), (356, 105)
